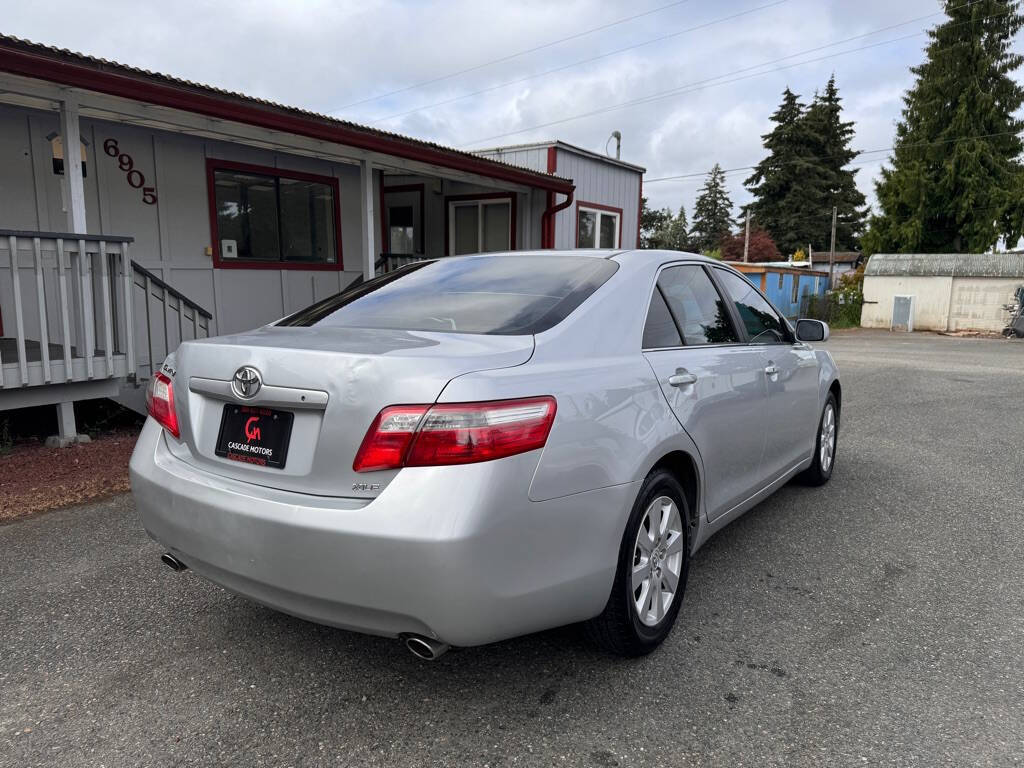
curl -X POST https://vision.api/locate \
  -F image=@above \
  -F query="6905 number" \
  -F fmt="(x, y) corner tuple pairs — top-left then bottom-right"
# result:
(103, 138), (157, 205)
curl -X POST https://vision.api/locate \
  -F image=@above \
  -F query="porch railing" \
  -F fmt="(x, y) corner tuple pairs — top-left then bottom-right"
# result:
(0, 230), (212, 391)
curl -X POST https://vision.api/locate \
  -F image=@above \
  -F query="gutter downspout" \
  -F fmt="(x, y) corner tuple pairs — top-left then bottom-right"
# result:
(541, 188), (574, 249)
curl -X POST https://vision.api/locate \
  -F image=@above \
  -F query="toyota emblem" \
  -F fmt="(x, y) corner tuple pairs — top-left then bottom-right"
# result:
(231, 366), (262, 399)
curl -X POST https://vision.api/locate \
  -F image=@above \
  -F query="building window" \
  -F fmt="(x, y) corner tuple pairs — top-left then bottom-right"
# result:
(49, 134), (87, 177)
(208, 160), (341, 269)
(576, 203), (621, 249)
(382, 184), (424, 255)
(777, 272), (784, 290)
(792, 275), (800, 303)
(447, 195), (514, 255)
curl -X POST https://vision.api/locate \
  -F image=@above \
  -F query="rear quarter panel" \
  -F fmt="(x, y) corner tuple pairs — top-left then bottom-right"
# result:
(438, 256), (704, 505)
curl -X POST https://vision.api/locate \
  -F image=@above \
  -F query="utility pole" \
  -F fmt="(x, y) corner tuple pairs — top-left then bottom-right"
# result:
(742, 209), (751, 263)
(828, 206), (837, 289)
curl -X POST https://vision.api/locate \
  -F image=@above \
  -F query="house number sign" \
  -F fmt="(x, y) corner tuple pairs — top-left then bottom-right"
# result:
(103, 138), (158, 205)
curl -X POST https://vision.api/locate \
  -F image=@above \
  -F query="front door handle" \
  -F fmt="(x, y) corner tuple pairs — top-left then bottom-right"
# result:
(668, 370), (697, 387)
(764, 364), (780, 376)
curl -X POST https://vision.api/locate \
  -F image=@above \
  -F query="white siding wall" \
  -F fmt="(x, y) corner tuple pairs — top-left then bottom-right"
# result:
(552, 149), (640, 251)
(0, 104), (369, 337)
(475, 145), (642, 251)
(862, 274), (1021, 331)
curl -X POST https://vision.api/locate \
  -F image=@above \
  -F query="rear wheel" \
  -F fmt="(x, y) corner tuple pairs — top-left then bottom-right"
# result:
(798, 393), (838, 486)
(585, 470), (689, 656)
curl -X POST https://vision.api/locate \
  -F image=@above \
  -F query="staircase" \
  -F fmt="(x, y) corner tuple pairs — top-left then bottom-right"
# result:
(0, 230), (211, 436)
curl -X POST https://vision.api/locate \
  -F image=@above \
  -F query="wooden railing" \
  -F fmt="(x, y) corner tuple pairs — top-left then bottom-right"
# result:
(0, 230), (212, 391)
(1, 230), (135, 389)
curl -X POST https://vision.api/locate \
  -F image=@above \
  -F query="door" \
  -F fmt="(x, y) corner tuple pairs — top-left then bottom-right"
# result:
(642, 263), (770, 521)
(712, 267), (821, 480)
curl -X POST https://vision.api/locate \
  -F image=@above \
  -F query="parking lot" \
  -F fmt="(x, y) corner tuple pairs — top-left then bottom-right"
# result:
(2, 331), (1022, 767)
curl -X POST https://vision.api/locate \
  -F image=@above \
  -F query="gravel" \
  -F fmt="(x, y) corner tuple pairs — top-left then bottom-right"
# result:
(1, 330), (1022, 767)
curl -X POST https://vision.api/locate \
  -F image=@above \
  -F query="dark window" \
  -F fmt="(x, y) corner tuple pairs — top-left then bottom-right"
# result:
(642, 288), (682, 348)
(213, 167), (337, 264)
(714, 268), (788, 343)
(388, 205), (415, 254)
(658, 265), (738, 345)
(279, 255), (618, 335)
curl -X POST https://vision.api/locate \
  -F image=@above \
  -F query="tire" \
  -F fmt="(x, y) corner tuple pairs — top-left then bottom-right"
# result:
(797, 392), (838, 486)
(585, 469), (689, 657)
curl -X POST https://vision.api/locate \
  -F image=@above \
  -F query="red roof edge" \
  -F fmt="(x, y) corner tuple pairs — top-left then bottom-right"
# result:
(0, 39), (574, 195)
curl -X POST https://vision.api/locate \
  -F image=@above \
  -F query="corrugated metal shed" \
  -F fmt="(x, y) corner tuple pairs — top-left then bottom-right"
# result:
(866, 253), (1024, 277)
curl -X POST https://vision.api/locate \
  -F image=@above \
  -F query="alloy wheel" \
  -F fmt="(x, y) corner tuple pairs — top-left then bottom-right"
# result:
(820, 404), (836, 473)
(632, 495), (684, 627)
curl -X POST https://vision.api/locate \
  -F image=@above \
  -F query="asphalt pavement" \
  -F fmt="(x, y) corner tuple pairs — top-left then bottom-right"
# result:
(2, 330), (1023, 767)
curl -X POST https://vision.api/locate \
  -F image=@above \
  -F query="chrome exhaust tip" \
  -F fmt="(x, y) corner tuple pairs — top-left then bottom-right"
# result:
(161, 552), (188, 572)
(402, 634), (450, 660)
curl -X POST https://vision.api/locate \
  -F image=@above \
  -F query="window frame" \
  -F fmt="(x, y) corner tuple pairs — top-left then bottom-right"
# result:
(206, 158), (344, 271)
(381, 183), (425, 255)
(709, 265), (795, 345)
(575, 201), (623, 249)
(444, 192), (517, 256)
(640, 261), (746, 351)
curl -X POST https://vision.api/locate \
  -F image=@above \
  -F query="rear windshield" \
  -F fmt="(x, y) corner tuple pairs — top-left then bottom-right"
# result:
(277, 255), (618, 335)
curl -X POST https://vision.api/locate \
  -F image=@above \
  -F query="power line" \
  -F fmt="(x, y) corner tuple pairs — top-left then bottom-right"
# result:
(644, 129), (1024, 184)
(330, 0), (696, 112)
(458, 0), (992, 148)
(370, 0), (789, 124)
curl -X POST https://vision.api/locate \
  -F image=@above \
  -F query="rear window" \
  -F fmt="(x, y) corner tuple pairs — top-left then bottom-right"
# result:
(278, 255), (618, 335)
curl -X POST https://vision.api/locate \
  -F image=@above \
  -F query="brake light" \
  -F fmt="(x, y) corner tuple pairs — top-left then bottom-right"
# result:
(146, 371), (180, 438)
(353, 397), (556, 472)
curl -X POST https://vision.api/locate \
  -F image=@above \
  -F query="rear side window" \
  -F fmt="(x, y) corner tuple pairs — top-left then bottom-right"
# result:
(714, 268), (788, 343)
(278, 255), (618, 335)
(657, 265), (739, 345)
(642, 288), (682, 348)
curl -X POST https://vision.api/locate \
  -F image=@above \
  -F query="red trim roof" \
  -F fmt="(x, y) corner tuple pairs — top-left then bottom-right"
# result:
(0, 35), (574, 195)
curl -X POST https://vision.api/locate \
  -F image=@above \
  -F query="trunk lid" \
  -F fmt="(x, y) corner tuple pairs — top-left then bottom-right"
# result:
(165, 325), (534, 497)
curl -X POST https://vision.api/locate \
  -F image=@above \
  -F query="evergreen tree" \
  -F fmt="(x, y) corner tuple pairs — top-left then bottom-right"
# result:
(864, 0), (1024, 253)
(660, 206), (692, 251)
(691, 164), (734, 252)
(638, 197), (672, 248)
(745, 87), (830, 255)
(804, 75), (868, 250)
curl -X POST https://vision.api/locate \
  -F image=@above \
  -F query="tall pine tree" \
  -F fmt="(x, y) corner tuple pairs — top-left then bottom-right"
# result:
(691, 164), (734, 252)
(804, 75), (867, 250)
(864, 0), (1024, 253)
(745, 87), (830, 255)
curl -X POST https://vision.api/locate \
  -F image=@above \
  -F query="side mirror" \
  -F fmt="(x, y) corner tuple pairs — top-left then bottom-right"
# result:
(795, 318), (829, 342)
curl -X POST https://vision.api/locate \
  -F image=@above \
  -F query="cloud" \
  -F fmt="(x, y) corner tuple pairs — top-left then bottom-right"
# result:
(2, 0), (953, 225)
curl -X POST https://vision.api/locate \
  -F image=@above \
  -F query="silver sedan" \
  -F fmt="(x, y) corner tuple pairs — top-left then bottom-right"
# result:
(130, 250), (840, 659)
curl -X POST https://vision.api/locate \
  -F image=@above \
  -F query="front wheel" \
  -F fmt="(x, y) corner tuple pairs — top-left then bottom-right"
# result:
(798, 393), (838, 486)
(585, 470), (689, 656)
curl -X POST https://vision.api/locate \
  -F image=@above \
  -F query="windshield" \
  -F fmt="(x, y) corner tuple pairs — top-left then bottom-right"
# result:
(277, 255), (618, 335)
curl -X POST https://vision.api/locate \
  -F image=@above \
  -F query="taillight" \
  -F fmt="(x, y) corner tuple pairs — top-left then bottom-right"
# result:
(146, 371), (180, 438)
(353, 397), (556, 472)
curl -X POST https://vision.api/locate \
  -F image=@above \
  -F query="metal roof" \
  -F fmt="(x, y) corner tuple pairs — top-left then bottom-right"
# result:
(865, 253), (1024, 278)
(475, 140), (647, 174)
(0, 35), (574, 193)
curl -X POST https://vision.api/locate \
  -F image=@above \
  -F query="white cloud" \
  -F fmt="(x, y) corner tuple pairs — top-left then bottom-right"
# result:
(2, 0), (954, 225)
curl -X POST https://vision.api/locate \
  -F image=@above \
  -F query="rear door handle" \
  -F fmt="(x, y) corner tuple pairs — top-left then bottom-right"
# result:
(668, 370), (697, 387)
(764, 365), (780, 376)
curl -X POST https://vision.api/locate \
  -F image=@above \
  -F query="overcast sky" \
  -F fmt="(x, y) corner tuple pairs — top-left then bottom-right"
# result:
(2, 0), (997, 222)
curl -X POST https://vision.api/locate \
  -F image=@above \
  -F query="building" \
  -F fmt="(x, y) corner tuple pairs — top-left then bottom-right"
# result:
(861, 253), (1024, 332)
(727, 263), (829, 318)
(475, 141), (644, 251)
(0, 36), (642, 441)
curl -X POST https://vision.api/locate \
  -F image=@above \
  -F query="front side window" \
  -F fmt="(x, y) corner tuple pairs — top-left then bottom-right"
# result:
(279, 255), (617, 335)
(449, 198), (512, 255)
(657, 265), (738, 345)
(577, 205), (620, 248)
(715, 268), (788, 343)
(212, 164), (338, 265)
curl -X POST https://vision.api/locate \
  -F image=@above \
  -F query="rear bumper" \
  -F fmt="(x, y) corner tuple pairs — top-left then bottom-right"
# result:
(129, 420), (637, 647)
